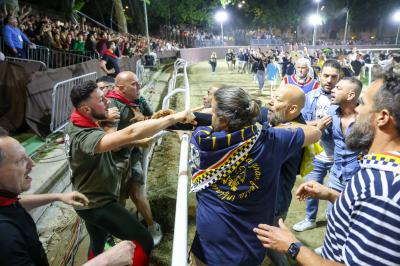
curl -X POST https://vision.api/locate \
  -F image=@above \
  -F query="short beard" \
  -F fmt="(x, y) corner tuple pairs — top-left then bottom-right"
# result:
(268, 111), (287, 126)
(92, 111), (107, 121)
(346, 115), (375, 152)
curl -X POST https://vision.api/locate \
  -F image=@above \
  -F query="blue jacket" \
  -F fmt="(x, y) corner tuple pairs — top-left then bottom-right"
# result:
(328, 106), (361, 190)
(3, 24), (30, 49)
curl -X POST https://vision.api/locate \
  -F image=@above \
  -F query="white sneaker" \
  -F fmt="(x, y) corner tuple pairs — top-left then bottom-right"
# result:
(148, 222), (163, 246)
(292, 219), (316, 232)
(314, 246), (323, 256)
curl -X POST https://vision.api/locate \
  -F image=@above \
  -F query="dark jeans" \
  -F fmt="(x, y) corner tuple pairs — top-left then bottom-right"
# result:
(210, 62), (216, 72)
(76, 201), (153, 256)
(5, 46), (26, 58)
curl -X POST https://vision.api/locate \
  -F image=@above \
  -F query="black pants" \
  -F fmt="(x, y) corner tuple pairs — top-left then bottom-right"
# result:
(76, 201), (153, 256)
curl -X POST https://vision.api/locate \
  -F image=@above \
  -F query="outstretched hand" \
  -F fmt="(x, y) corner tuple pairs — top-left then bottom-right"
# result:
(59, 191), (89, 207)
(253, 219), (298, 253)
(296, 181), (332, 201)
(151, 109), (176, 119)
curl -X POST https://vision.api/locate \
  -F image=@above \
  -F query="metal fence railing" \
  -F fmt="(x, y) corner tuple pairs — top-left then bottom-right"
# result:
(27, 45), (50, 67)
(50, 72), (97, 133)
(5, 56), (47, 70)
(158, 58), (191, 266)
(250, 38), (283, 46)
(47, 49), (93, 68)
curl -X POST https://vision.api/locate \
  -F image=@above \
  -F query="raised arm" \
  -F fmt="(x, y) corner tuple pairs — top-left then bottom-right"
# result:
(95, 110), (194, 153)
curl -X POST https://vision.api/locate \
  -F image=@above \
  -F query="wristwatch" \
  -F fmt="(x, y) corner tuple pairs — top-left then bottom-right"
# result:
(287, 242), (304, 260)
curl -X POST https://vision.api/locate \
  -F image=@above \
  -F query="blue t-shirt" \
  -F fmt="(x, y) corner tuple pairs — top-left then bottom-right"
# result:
(190, 124), (304, 265)
(266, 63), (279, 81)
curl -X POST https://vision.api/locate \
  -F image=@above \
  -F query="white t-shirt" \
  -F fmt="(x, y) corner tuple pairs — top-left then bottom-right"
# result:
(314, 93), (334, 162)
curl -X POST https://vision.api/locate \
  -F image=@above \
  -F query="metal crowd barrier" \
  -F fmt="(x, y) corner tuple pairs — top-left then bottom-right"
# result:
(50, 72), (97, 133)
(160, 59), (191, 266)
(250, 38), (283, 46)
(194, 39), (224, 47)
(5, 56), (47, 70)
(27, 45), (50, 67)
(48, 49), (92, 68)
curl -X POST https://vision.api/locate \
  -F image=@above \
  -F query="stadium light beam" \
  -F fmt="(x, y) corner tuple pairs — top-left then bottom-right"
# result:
(215, 10), (228, 46)
(393, 10), (400, 45)
(343, 8), (349, 45)
(143, 0), (150, 52)
(309, 14), (322, 46)
(311, 0), (322, 47)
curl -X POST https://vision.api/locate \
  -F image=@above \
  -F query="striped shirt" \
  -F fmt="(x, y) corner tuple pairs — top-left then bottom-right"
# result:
(322, 151), (400, 265)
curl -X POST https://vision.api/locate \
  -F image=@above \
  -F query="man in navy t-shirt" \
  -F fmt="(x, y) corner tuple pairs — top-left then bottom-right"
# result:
(189, 87), (321, 265)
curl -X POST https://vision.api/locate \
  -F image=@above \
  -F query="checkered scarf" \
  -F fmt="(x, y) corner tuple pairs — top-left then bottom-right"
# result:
(190, 125), (260, 192)
(360, 152), (400, 174)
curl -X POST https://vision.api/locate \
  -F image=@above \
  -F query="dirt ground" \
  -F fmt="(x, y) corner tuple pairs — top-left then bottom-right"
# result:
(46, 59), (328, 266)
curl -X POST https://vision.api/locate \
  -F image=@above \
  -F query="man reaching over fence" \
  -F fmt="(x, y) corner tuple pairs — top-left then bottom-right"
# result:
(64, 80), (194, 265)
(106, 71), (163, 246)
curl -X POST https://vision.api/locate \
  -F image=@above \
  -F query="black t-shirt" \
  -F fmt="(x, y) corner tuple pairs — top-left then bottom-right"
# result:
(351, 60), (362, 76)
(0, 201), (48, 266)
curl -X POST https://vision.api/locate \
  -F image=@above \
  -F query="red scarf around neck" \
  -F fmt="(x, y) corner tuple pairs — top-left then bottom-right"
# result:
(70, 109), (99, 128)
(0, 191), (19, 206)
(106, 90), (138, 107)
(104, 49), (117, 59)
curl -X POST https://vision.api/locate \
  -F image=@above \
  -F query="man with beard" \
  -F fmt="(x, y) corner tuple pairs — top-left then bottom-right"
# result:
(254, 68), (400, 265)
(327, 77), (362, 193)
(65, 80), (194, 265)
(293, 60), (341, 232)
(282, 57), (320, 94)
(106, 71), (162, 246)
(265, 84), (306, 266)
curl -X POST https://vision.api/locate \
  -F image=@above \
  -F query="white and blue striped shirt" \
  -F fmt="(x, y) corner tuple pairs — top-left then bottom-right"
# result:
(322, 152), (400, 265)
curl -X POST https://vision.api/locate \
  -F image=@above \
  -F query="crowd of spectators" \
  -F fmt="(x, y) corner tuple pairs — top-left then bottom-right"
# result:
(0, 5), (181, 60)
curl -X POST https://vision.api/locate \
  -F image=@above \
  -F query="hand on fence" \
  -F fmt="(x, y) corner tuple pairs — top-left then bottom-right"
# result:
(151, 109), (176, 119)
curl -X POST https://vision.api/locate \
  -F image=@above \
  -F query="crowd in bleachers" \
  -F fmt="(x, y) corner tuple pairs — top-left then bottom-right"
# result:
(0, 5), (181, 60)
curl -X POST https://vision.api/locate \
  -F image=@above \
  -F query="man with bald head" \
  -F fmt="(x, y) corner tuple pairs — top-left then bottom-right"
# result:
(265, 84), (307, 265)
(106, 71), (163, 245)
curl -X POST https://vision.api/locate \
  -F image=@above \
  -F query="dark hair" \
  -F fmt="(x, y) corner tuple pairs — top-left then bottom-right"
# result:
(0, 127), (9, 166)
(106, 41), (114, 49)
(213, 87), (260, 131)
(341, 77), (363, 98)
(322, 59), (341, 71)
(96, 75), (115, 83)
(70, 80), (98, 108)
(374, 68), (400, 135)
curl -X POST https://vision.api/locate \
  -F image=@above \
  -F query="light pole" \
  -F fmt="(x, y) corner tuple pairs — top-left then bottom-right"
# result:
(309, 14), (322, 46)
(143, 0), (151, 52)
(312, 0), (321, 46)
(343, 8), (349, 45)
(215, 10), (228, 46)
(393, 10), (400, 45)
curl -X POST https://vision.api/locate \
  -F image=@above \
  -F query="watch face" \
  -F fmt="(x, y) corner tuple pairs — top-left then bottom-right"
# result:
(287, 242), (301, 259)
